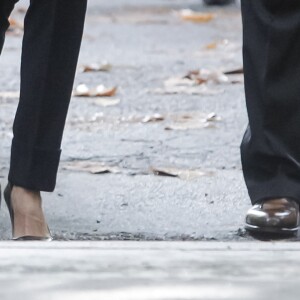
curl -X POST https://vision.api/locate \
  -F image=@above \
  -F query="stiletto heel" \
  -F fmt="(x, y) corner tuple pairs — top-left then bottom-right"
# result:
(4, 183), (52, 241)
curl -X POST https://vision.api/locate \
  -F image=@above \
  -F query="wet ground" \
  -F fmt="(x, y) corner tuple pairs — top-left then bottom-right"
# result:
(0, 0), (256, 241)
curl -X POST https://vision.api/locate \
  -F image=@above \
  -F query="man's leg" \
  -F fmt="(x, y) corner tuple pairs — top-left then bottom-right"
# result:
(0, 0), (18, 54)
(241, 1), (300, 235)
(8, 0), (87, 192)
(241, 0), (300, 204)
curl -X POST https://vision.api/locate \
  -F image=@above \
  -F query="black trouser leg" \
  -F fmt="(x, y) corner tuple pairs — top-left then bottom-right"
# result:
(1, 0), (87, 191)
(241, 1), (300, 204)
(0, 0), (18, 54)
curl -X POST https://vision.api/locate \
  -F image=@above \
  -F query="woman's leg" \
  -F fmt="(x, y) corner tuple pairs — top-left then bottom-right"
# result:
(241, 0), (300, 204)
(9, 0), (87, 192)
(1, 0), (87, 238)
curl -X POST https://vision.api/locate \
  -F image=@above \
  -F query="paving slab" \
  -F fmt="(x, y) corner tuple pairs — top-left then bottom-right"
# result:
(0, 241), (299, 300)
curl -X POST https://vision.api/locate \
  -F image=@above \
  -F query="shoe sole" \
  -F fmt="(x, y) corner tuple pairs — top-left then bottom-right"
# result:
(245, 223), (299, 236)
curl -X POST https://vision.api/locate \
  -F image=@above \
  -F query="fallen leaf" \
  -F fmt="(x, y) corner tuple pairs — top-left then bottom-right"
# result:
(164, 77), (199, 87)
(151, 166), (213, 180)
(74, 84), (90, 96)
(165, 112), (220, 130)
(82, 62), (112, 73)
(185, 69), (229, 84)
(179, 9), (215, 23)
(94, 85), (117, 97)
(223, 67), (244, 75)
(222, 67), (244, 84)
(153, 85), (224, 96)
(203, 39), (238, 52)
(74, 84), (117, 97)
(8, 18), (23, 35)
(163, 69), (230, 95)
(162, 67), (243, 91)
(123, 112), (220, 129)
(17, 7), (27, 14)
(63, 161), (121, 174)
(204, 42), (218, 50)
(142, 114), (165, 123)
(93, 98), (120, 107)
(165, 121), (214, 131)
(205, 112), (221, 122)
(9, 18), (23, 29)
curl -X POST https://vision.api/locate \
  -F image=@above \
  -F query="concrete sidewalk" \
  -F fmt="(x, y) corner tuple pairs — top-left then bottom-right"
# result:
(0, 241), (299, 300)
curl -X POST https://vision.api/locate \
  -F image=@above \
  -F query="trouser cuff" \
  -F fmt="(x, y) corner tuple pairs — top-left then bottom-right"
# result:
(247, 176), (300, 205)
(8, 139), (61, 192)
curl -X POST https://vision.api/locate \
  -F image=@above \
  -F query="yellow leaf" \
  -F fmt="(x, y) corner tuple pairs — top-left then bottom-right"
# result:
(180, 10), (215, 23)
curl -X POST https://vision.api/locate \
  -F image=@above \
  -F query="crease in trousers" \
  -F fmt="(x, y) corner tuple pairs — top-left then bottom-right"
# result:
(0, 0), (87, 191)
(241, 0), (300, 204)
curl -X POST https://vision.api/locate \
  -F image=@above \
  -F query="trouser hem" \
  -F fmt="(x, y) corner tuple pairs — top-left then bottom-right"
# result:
(246, 177), (300, 205)
(8, 139), (61, 192)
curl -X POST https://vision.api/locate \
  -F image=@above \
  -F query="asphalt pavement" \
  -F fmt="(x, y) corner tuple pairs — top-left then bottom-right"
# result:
(0, 0), (271, 241)
(2, 2), (300, 300)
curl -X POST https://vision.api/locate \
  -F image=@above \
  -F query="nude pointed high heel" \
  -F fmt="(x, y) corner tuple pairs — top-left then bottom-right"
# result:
(4, 183), (53, 241)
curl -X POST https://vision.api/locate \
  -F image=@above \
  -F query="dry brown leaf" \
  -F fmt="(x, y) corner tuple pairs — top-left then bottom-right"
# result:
(162, 69), (230, 95)
(125, 112), (220, 129)
(17, 7), (27, 14)
(9, 18), (23, 29)
(74, 84), (117, 97)
(7, 18), (23, 35)
(93, 98), (120, 107)
(142, 114), (165, 123)
(203, 39), (239, 52)
(205, 112), (221, 122)
(74, 84), (92, 97)
(164, 77), (199, 87)
(96, 85), (117, 97)
(184, 69), (229, 84)
(165, 112), (220, 130)
(179, 9), (214, 23)
(183, 70), (206, 84)
(82, 62), (112, 73)
(223, 67), (244, 75)
(154, 85), (224, 96)
(63, 161), (121, 175)
(151, 166), (213, 180)
(222, 68), (244, 84)
(204, 42), (218, 50)
(162, 67), (243, 91)
(95, 85), (117, 97)
(165, 121), (214, 131)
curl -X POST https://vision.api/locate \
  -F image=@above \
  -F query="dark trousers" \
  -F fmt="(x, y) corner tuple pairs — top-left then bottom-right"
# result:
(241, 1), (300, 204)
(0, 0), (87, 191)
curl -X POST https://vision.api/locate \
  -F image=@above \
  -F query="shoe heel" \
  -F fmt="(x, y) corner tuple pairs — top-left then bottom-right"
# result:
(3, 183), (14, 235)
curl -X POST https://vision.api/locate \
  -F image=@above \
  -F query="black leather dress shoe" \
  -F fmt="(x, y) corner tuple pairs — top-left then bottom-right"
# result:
(245, 198), (299, 235)
(203, 0), (234, 5)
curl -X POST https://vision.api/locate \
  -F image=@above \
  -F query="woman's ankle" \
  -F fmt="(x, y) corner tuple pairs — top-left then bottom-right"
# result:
(11, 186), (42, 213)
